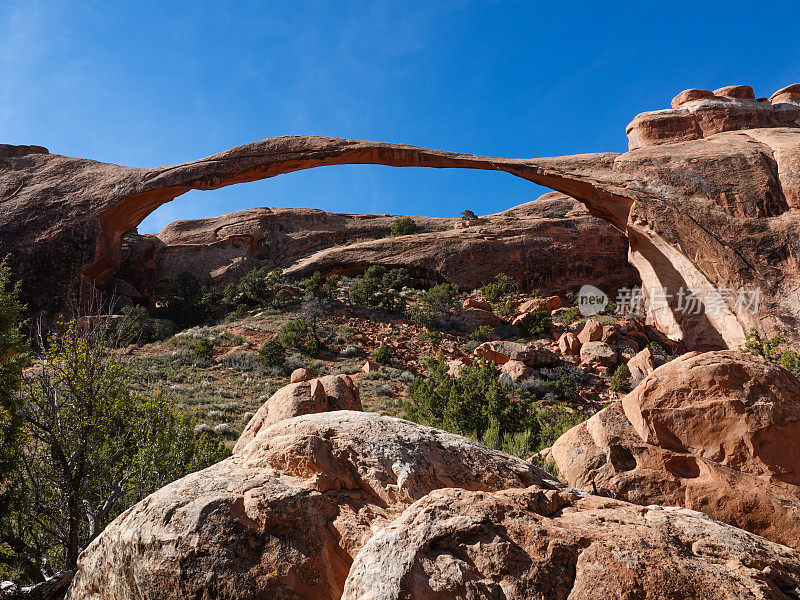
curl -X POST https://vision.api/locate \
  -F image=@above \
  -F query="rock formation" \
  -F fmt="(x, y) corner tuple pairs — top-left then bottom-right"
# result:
(232, 373), (362, 453)
(2, 82), (800, 349)
(546, 350), (800, 549)
(65, 411), (554, 600)
(118, 192), (637, 301)
(66, 383), (800, 599)
(343, 487), (800, 600)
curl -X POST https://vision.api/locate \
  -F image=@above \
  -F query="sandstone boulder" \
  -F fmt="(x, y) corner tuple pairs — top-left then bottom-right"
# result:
(289, 367), (312, 383)
(458, 307), (502, 330)
(67, 412), (553, 600)
(342, 486), (800, 600)
(499, 359), (532, 384)
(627, 347), (655, 382)
(361, 359), (381, 373)
(475, 341), (558, 367)
(517, 295), (562, 314)
(462, 297), (492, 311)
(579, 341), (618, 368)
(557, 331), (581, 355)
(233, 374), (361, 454)
(548, 350), (800, 549)
(577, 318), (603, 344)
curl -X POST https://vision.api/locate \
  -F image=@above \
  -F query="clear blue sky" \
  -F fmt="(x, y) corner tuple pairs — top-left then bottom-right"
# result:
(2, 1), (798, 233)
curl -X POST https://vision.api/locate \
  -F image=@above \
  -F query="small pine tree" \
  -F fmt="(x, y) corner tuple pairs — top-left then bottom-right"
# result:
(374, 343), (391, 365)
(460, 209), (477, 221)
(390, 217), (418, 237)
(610, 364), (632, 393)
(259, 339), (285, 367)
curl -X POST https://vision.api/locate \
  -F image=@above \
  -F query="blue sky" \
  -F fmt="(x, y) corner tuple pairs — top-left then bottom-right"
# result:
(2, 1), (799, 233)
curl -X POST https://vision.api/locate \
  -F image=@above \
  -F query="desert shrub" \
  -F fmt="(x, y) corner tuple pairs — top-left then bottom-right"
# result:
(409, 304), (434, 329)
(390, 217), (418, 237)
(374, 383), (393, 396)
(469, 325), (495, 342)
(193, 338), (214, 361)
(404, 359), (583, 458)
(374, 343), (391, 365)
(610, 364), (632, 393)
(223, 267), (290, 310)
(340, 345), (363, 358)
(741, 328), (784, 361)
(157, 271), (217, 328)
(275, 317), (323, 357)
(553, 306), (580, 325)
(302, 271), (340, 300)
(647, 341), (665, 356)
(422, 282), (459, 312)
(460, 209), (477, 220)
(2, 320), (228, 580)
(0, 257), (28, 538)
(482, 273), (518, 303)
(221, 350), (262, 372)
(602, 300), (618, 316)
(277, 316), (309, 350)
(114, 304), (171, 344)
(419, 330), (442, 343)
(532, 405), (584, 450)
(348, 267), (409, 314)
(517, 310), (552, 338)
(779, 350), (800, 376)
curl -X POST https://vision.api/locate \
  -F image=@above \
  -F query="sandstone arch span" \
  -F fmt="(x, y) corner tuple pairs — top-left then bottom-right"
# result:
(3, 100), (800, 350)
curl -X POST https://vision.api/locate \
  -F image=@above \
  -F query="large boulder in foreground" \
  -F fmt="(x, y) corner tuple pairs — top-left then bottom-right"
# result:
(67, 406), (800, 599)
(547, 350), (800, 549)
(66, 412), (551, 600)
(343, 486), (800, 600)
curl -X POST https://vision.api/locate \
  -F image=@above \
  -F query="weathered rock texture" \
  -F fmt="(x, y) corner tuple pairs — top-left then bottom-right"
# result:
(343, 487), (800, 600)
(118, 192), (636, 301)
(232, 374), (362, 454)
(627, 84), (800, 149)
(67, 408), (800, 599)
(547, 350), (800, 550)
(3, 83), (800, 349)
(66, 411), (554, 600)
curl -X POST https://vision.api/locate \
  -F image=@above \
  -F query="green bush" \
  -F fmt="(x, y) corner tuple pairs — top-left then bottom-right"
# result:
(277, 316), (310, 349)
(0, 257), (28, 532)
(553, 306), (580, 325)
(741, 328), (784, 361)
(469, 325), (495, 342)
(3, 320), (228, 580)
(517, 310), (552, 338)
(779, 350), (800, 376)
(422, 282), (459, 312)
(390, 217), (418, 237)
(114, 304), (171, 344)
(481, 273), (518, 302)
(610, 364), (632, 393)
(302, 271), (340, 300)
(348, 267), (409, 314)
(460, 209), (477, 220)
(193, 338), (214, 361)
(157, 271), (217, 328)
(374, 343), (391, 365)
(258, 339), (285, 367)
(409, 304), (434, 329)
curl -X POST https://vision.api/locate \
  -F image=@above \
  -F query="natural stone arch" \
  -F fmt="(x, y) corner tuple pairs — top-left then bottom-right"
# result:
(3, 131), (790, 351)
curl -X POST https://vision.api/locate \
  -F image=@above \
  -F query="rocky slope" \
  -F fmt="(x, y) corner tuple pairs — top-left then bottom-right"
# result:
(546, 350), (800, 550)
(117, 192), (637, 302)
(3, 82), (800, 349)
(66, 370), (800, 599)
